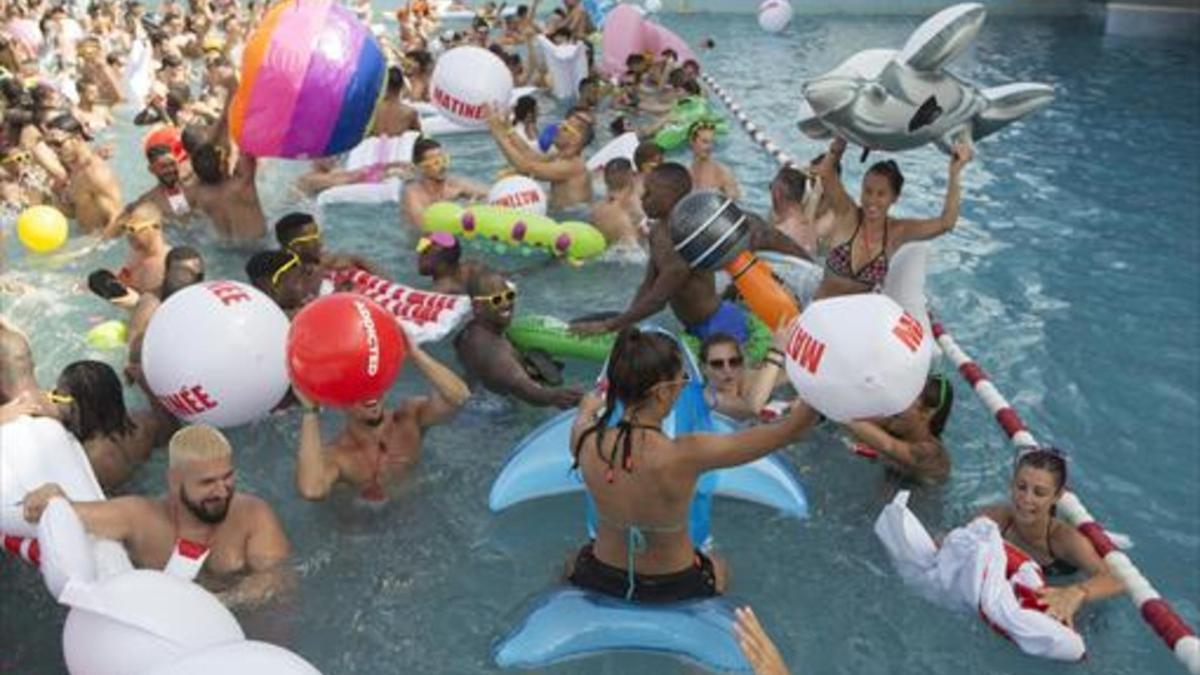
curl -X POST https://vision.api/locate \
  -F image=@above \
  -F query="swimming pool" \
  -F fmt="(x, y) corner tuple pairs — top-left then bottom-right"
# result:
(3, 11), (1198, 675)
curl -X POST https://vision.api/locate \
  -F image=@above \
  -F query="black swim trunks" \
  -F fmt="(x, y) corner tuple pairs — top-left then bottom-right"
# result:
(568, 542), (718, 603)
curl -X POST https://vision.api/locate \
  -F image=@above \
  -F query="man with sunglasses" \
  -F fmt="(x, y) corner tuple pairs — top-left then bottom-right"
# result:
(688, 119), (740, 200)
(455, 271), (583, 408)
(401, 137), (488, 229)
(275, 212), (380, 280)
(42, 113), (124, 237)
(486, 104), (594, 210)
(245, 250), (313, 317)
(122, 139), (196, 228)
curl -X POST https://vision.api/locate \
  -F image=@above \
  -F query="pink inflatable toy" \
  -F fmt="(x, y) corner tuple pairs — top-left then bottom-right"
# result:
(600, 7), (697, 79)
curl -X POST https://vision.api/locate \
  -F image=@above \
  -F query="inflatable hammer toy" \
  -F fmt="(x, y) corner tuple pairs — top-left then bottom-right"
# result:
(796, 3), (1054, 154)
(669, 191), (801, 330)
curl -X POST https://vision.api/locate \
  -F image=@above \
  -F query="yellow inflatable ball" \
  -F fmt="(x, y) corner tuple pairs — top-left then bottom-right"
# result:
(16, 205), (69, 253)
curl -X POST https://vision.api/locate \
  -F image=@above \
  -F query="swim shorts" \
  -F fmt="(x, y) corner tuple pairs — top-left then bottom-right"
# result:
(684, 301), (748, 344)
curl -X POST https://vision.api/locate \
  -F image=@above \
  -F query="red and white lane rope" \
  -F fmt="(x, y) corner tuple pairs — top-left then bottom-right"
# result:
(700, 73), (796, 168)
(701, 68), (1199, 674)
(933, 320), (1200, 674)
(3, 535), (40, 566)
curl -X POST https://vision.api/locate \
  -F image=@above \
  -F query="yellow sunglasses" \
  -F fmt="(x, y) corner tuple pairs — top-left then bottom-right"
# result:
(46, 389), (74, 404)
(472, 282), (517, 307)
(271, 252), (301, 287)
(124, 219), (160, 235)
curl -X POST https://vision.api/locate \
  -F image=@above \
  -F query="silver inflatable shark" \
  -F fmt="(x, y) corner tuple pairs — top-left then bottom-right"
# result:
(797, 3), (1054, 154)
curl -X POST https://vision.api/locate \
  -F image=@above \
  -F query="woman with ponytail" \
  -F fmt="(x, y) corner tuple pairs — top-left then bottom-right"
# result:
(841, 373), (955, 485)
(566, 327), (817, 603)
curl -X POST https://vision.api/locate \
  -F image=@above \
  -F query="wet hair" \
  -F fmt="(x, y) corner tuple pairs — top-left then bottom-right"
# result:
(666, 67), (687, 89)
(57, 360), (135, 442)
(180, 123), (208, 155)
(244, 249), (294, 286)
(412, 136), (442, 164)
(45, 112), (92, 141)
(572, 327), (683, 479)
(918, 373), (954, 437)
(406, 50), (433, 72)
(386, 65), (405, 93)
(190, 143), (223, 184)
(513, 95), (537, 124)
(608, 115), (629, 137)
(1015, 446), (1068, 493)
(698, 332), (741, 364)
(603, 157), (634, 192)
(625, 53), (646, 71)
(661, 48), (677, 60)
(679, 79), (701, 97)
(772, 167), (807, 204)
(866, 159), (904, 196)
(161, 262), (203, 300)
(165, 245), (202, 269)
(274, 212), (316, 247)
(633, 140), (663, 172)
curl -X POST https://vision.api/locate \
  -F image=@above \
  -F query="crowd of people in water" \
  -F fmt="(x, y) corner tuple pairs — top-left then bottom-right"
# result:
(1, 0), (1123, 672)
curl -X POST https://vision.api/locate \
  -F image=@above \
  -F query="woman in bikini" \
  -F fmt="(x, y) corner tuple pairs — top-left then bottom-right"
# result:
(979, 447), (1124, 628)
(812, 137), (973, 300)
(566, 328), (817, 602)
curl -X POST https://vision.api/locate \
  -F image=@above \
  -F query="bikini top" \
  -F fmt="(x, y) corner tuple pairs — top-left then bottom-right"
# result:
(1002, 519), (1080, 578)
(825, 209), (889, 288)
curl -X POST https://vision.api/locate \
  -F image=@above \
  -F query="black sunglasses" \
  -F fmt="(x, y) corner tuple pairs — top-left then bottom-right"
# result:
(706, 356), (744, 369)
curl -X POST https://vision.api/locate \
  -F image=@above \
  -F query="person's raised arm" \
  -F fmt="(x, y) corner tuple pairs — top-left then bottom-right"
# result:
(675, 399), (817, 475)
(842, 420), (920, 469)
(293, 393), (341, 501)
(816, 137), (853, 216)
(487, 105), (581, 182)
(895, 141), (972, 243)
(407, 337), (470, 427)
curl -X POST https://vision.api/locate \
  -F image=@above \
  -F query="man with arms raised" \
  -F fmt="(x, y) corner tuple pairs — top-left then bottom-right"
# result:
(487, 106), (594, 210)
(293, 332), (470, 502)
(42, 114), (123, 237)
(22, 424), (293, 608)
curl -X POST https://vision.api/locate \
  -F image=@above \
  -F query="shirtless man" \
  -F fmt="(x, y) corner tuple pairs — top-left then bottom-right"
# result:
(124, 143), (196, 228)
(417, 232), (486, 294)
(294, 156), (412, 197)
(189, 141), (266, 241)
(571, 163), (750, 344)
(589, 158), (642, 249)
(246, 249), (311, 317)
(455, 271), (583, 408)
(487, 105), (593, 211)
(401, 138), (487, 229)
(42, 114), (122, 236)
(371, 66), (421, 136)
(689, 121), (740, 200)
(293, 333), (469, 501)
(74, 80), (114, 132)
(21, 424), (293, 608)
(126, 246), (205, 387)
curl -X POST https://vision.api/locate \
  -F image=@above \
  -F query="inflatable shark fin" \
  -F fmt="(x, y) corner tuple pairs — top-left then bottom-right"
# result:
(796, 99), (833, 140)
(970, 83), (1055, 141)
(898, 3), (986, 72)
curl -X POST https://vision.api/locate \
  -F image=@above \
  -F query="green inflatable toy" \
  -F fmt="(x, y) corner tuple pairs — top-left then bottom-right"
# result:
(422, 202), (607, 262)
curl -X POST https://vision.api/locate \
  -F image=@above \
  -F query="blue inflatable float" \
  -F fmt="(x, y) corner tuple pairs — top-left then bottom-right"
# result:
(490, 327), (805, 671)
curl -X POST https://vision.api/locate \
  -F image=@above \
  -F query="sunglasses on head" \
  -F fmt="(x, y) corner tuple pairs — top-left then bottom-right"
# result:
(706, 356), (743, 369)
(46, 389), (73, 404)
(270, 252), (301, 287)
(286, 224), (321, 247)
(2, 151), (30, 165)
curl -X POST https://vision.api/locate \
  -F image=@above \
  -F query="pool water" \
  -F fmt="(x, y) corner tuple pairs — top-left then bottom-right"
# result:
(3, 11), (1199, 675)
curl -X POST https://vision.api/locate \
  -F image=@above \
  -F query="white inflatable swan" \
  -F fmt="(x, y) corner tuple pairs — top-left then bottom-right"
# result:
(797, 3), (1054, 154)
